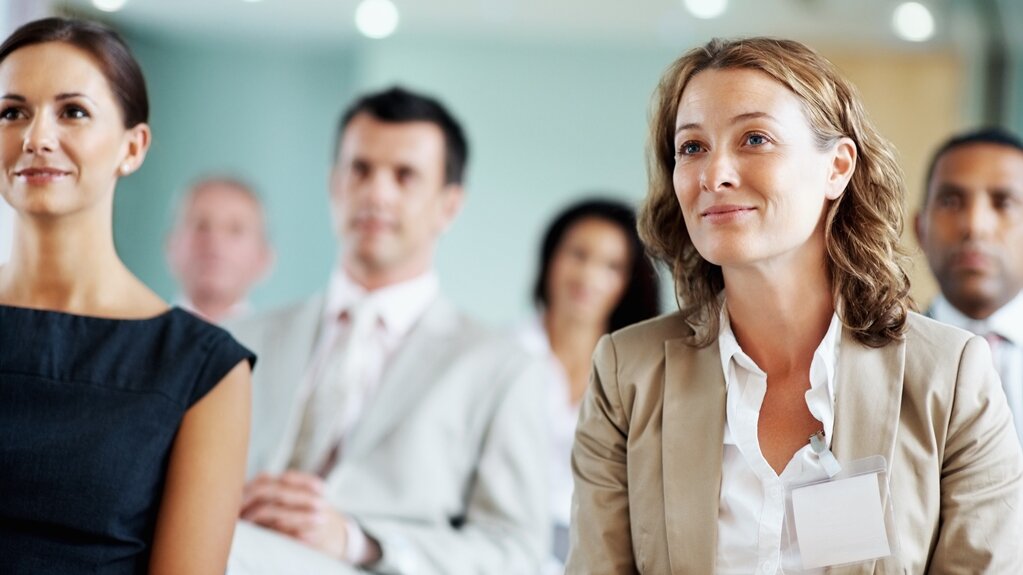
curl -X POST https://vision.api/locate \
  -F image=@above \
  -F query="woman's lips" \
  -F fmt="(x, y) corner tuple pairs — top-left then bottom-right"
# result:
(700, 205), (756, 223)
(15, 167), (71, 185)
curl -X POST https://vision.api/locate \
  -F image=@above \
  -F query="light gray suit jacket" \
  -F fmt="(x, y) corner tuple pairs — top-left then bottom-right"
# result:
(567, 311), (1023, 574)
(228, 293), (549, 574)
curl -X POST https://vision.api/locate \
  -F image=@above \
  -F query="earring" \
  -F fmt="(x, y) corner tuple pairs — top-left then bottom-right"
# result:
(120, 163), (132, 175)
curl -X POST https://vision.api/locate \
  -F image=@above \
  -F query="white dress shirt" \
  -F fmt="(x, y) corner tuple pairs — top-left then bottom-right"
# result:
(715, 304), (842, 575)
(930, 292), (1023, 445)
(296, 268), (440, 565)
(301, 269), (440, 445)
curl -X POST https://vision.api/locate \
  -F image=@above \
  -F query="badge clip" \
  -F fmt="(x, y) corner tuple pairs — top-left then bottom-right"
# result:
(809, 430), (842, 478)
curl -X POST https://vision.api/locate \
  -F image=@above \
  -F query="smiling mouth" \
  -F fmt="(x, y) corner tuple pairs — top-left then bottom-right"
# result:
(15, 168), (71, 179)
(701, 206), (756, 218)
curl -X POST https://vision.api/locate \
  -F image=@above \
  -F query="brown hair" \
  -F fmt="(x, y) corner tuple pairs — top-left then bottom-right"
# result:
(0, 17), (148, 128)
(639, 37), (910, 348)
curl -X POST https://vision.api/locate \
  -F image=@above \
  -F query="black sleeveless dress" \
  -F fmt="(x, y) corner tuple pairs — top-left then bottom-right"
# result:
(0, 305), (255, 574)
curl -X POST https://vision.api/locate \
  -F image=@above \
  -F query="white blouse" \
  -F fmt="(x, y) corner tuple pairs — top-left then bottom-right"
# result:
(513, 315), (579, 574)
(514, 315), (579, 527)
(715, 304), (842, 574)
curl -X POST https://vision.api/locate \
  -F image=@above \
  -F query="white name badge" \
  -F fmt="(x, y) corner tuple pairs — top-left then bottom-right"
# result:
(784, 455), (900, 571)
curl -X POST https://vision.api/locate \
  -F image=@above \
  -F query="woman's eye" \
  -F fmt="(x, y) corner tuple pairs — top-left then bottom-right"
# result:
(0, 107), (24, 121)
(746, 133), (768, 146)
(676, 141), (704, 157)
(62, 105), (89, 120)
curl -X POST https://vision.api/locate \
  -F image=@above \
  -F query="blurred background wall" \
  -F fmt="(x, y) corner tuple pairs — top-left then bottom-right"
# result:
(2, 0), (1021, 325)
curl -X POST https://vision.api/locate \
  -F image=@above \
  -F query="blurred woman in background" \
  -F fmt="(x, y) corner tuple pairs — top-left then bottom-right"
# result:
(517, 197), (660, 572)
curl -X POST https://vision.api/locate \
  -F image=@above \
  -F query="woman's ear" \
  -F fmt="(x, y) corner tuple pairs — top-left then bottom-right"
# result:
(118, 123), (152, 177)
(826, 136), (857, 200)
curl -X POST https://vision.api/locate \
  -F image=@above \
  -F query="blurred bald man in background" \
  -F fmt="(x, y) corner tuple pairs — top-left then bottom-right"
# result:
(166, 176), (273, 323)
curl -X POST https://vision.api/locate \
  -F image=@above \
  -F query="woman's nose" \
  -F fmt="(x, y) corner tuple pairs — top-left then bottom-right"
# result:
(22, 113), (57, 155)
(700, 148), (739, 193)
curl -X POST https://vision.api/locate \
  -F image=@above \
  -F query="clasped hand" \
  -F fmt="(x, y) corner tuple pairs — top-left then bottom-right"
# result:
(240, 471), (348, 559)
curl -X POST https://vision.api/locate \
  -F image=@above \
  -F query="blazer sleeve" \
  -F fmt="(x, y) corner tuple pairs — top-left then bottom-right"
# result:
(357, 353), (550, 575)
(931, 335), (1023, 572)
(565, 334), (638, 574)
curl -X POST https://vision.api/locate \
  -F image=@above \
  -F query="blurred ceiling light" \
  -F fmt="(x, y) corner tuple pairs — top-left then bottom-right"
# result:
(892, 2), (935, 42)
(92, 0), (128, 12)
(684, 0), (728, 19)
(355, 0), (400, 39)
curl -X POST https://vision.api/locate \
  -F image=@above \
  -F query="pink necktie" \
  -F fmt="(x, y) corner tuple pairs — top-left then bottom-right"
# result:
(985, 332), (1005, 375)
(289, 302), (378, 475)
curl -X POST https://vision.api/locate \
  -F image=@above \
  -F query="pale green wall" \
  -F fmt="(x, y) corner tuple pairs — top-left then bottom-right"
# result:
(115, 32), (356, 311)
(1014, 53), (1023, 135)
(354, 38), (678, 323)
(115, 31), (678, 325)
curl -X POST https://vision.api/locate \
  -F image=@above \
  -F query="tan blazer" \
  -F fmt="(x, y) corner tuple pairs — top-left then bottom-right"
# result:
(227, 294), (550, 575)
(566, 311), (1023, 574)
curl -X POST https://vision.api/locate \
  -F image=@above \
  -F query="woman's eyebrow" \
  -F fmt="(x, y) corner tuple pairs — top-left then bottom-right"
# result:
(675, 112), (777, 136)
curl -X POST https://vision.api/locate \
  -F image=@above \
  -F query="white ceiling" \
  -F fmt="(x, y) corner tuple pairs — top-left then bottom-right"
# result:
(52, 0), (1004, 52)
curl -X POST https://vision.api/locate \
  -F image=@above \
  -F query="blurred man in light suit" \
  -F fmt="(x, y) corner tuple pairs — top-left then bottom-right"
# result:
(916, 128), (1023, 444)
(226, 87), (548, 575)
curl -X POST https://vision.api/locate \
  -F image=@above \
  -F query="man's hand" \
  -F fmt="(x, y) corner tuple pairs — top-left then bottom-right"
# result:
(240, 471), (349, 559)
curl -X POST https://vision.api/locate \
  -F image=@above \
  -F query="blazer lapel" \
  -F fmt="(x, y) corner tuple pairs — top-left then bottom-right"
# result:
(826, 329), (905, 575)
(341, 297), (460, 462)
(831, 329), (904, 470)
(266, 295), (328, 473)
(662, 338), (727, 574)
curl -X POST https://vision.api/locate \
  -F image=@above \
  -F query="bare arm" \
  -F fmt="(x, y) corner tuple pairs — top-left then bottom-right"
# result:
(149, 360), (252, 575)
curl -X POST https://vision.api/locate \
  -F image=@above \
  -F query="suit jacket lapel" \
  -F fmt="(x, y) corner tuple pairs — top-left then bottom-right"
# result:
(831, 328), (904, 469)
(266, 294), (328, 473)
(827, 329), (905, 575)
(662, 338), (726, 573)
(341, 297), (461, 462)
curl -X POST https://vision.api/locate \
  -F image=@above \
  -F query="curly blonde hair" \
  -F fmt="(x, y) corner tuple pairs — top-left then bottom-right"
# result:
(639, 37), (911, 348)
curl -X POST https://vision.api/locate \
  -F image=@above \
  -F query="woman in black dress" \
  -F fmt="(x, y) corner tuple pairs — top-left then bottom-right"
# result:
(0, 18), (253, 574)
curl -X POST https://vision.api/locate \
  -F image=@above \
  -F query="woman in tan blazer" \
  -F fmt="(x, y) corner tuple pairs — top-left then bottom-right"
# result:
(567, 38), (1023, 574)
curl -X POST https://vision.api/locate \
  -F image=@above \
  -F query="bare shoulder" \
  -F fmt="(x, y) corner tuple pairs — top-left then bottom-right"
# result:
(215, 358), (254, 391)
(185, 358), (251, 424)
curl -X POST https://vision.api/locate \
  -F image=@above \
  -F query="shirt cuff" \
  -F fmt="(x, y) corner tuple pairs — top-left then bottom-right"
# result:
(342, 516), (376, 566)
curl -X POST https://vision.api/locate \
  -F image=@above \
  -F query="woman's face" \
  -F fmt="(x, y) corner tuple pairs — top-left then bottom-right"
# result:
(546, 217), (631, 327)
(671, 68), (852, 273)
(0, 41), (148, 218)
